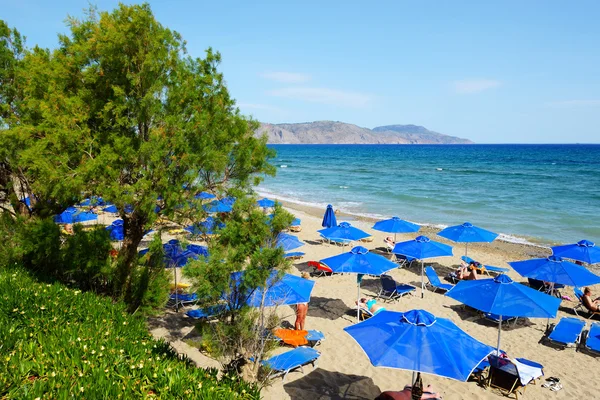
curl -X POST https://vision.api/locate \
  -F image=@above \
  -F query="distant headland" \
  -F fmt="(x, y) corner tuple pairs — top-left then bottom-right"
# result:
(256, 121), (473, 144)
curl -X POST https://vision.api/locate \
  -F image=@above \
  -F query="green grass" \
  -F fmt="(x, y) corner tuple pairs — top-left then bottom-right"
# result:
(0, 267), (261, 399)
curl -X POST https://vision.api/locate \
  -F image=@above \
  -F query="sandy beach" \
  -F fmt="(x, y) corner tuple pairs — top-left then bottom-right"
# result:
(148, 201), (599, 400)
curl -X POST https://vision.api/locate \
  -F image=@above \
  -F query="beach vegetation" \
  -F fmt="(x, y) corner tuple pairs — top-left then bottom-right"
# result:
(0, 265), (260, 399)
(0, 4), (274, 310)
(184, 198), (295, 383)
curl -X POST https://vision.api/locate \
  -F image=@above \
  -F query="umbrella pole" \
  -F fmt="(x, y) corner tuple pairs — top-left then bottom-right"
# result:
(465, 243), (468, 257)
(357, 282), (361, 322)
(421, 260), (424, 299)
(496, 315), (502, 355)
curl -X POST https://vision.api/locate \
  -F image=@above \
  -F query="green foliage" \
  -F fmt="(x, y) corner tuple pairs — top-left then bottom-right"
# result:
(0, 266), (261, 399)
(184, 198), (295, 379)
(0, 4), (275, 309)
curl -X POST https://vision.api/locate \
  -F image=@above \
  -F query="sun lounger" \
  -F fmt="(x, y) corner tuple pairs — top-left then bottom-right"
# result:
(487, 355), (543, 399)
(573, 287), (600, 319)
(285, 251), (305, 260)
(308, 261), (333, 277)
(425, 266), (454, 293)
(483, 313), (519, 327)
(186, 304), (228, 320)
(471, 350), (507, 385)
(461, 256), (509, 276)
(273, 329), (325, 347)
(542, 317), (586, 349)
(289, 225), (302, 233)
(377, 275), (415, 302)
(393, 253), (416, 268)
(260, 346), (320, 380)
(358, 306), (374, 320)
(329, 237), (352, 246)
(167, 292), (198, 308)
(584, 322), (600, 355)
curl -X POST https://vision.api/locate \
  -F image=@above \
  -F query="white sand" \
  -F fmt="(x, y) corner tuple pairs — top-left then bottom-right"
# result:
(146, 203), (599, 400)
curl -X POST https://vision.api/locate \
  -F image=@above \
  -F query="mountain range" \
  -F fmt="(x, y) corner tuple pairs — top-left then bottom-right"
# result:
(255, 121), (473, 144)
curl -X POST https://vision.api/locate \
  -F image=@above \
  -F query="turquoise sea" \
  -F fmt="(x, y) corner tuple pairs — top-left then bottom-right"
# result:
(256, 144), (600, 245)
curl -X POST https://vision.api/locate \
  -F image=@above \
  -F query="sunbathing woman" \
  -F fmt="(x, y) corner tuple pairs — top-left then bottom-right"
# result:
(356, 298), (386, 315)
(454, 260), (479, 280)
(582, 287), (600, 312)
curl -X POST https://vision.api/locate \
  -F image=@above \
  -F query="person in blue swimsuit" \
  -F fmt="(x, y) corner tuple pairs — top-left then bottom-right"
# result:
(357, 298), (386, 315)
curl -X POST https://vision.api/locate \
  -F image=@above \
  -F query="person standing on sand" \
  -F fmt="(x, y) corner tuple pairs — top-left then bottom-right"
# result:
(295, 302), (308, 330)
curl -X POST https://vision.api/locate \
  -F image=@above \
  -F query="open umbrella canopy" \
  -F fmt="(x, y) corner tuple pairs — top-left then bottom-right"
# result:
(257, 197), (277, 208)
(102, 204), (118, 213)
(195, 191), (216, 200)
(275, 233), (304, 252)
(551, 240), (600, 265)
(106, 219), (124, 240)
(203, 200), (232, 213)
(79, 196), (106, 207)
(437, 222), (498, 243)
(229, 270), (314, 307)
(372, 216), (420, 235)
(54, 207), (98, 224)
(139, 240), (208, 268)
(392, 235), (453, 260)
(509, 255), (600, 287)
(320, 246), (396, 275)
(344, 309), (494, 381)
(185, 216), (225, 235)
(321, 204), (337, 228)
(318, 222), (371, 241)
(221, 197), (236, 206)
(446, 274), (561, 319)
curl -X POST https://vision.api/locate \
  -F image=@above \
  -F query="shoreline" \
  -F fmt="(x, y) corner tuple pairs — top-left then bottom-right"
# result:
(257, 188), (555, 249)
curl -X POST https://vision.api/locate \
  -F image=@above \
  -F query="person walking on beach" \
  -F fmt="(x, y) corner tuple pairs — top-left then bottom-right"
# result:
(295, 302), (308, 330)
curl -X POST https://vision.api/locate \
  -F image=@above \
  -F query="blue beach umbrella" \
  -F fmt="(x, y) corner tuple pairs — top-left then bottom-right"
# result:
(105, 219), (124, 241)
(437, 222), (499, 256)
(446, 274), (561, 352)
(344, 309), (494, 381)
(221, 197), (236, 206)
(54, 207), (98, 224)
(195, 191), (216, 200)
(229, 270), (314, 308)
(321, 204), (337, 228)
(275, 233), (304, 252)
(393, 235), (453, 298)
(372, 216), (420, 242)
(102, 204), (118, 214)
(203, 200), (232, 213)
(291, 218), (301, 226)
(257, 197), (277, 208)
(320, 246), (396, 320)
(509, 255), (600, 289)
(79, 196), (106, 207)
(551, 240), (600, 265)
(318, 222), (371, 242)
(139, 240), (208, 311)
(185, 216), (225, 235)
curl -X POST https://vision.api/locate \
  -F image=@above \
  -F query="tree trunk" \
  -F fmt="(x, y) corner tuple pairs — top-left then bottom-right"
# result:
(115, 210), (146, 303)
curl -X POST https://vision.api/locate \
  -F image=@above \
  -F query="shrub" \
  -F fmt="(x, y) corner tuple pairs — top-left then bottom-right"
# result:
(0, 266), (260, 399)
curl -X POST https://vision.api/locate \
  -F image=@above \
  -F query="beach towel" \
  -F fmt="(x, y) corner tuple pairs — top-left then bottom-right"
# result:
(274, 329), (309, 347)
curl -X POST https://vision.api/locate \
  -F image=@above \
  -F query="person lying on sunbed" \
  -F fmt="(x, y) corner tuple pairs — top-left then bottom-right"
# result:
(384, 236), (395, 246)
(582, 287), (600, 312)
(356, 298), (386, 315)
(376, 384), (441, 400)
(454, 260), (479, 280)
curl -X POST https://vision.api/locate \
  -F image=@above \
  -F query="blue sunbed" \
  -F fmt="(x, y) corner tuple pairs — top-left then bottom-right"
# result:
(378, 275), (415, 302)
(261, 346), (320, 380)
(425, 266), (454, 293)
(545, 317), (586, 349)
(585, 322), (600, 354)
(483, 313), (518, 326)
(186, 304), (228, 320)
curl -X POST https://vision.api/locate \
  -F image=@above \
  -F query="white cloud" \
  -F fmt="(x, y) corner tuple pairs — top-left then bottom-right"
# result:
(260, 71), (311, 84)
(546, 99), (600, 108)
(237, 103), (281, 112)
(266, 87), (372, 108)
(452, 79), (501, 94)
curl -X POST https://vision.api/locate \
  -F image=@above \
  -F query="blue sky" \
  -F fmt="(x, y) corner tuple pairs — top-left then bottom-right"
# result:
(4, 1), (600, 143)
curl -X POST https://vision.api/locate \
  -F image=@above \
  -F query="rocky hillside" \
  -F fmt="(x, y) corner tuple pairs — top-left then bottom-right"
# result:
(256, 121), (472, 144)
